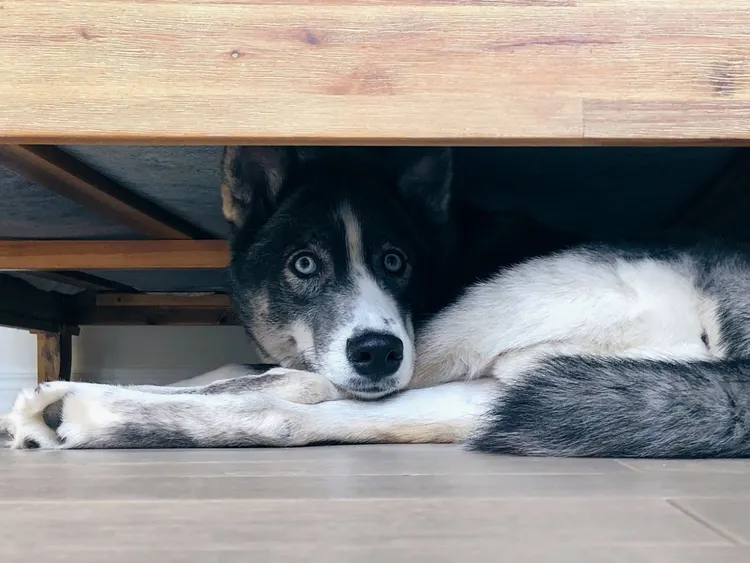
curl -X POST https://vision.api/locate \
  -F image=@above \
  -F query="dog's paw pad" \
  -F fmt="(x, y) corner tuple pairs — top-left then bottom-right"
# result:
(42, 399), (65, 431)
(5, 383), (74, 449)
(22, 437), (40, 449)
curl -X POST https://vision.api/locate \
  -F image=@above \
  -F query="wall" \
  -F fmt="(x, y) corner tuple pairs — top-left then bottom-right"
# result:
(0, 325), (262, 412)
(0, 327), (37, 412)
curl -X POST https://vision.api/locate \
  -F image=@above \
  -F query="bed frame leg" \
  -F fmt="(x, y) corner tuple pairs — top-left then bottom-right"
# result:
(36, 331), (73, 383)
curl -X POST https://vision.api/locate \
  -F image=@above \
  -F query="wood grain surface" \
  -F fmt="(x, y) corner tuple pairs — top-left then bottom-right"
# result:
(0, 240), (229, 270)
(1, 444), (750, 562)
(1, 0), (748, 144)
(35, 331), (72, 383)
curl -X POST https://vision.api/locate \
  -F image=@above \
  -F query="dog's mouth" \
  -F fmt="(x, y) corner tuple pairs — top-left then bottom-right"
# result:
(291, 354), (406, 400)
(333, 378), (402, 401)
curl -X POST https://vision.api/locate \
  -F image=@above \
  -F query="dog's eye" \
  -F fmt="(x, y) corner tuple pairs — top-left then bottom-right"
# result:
(383, 251), (406, 274)
(291, 252), (319, 277)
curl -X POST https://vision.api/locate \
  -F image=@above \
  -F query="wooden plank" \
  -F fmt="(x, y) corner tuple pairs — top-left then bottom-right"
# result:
(1, 1), (749, 144)
(583, 102), (750, 143)
(36, 331), (73, 383)
(0, 240), (229, 270)
(74, 306), (238, 326)
(669, 149), (750, 232)
(0, 145), (212, 239)
(69, 292), (238, 325)
(95, 293), (231, 308)
(72, 292), (236, 325)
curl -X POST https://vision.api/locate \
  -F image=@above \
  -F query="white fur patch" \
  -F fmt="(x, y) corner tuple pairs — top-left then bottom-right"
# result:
(340, 201), (365, 267)
(413, 250), (720, 387)
(317, 203), (414, 394)
(3, 377), (495, 450)
(3, 381), (125, 449)
(307, 379), (496, 443)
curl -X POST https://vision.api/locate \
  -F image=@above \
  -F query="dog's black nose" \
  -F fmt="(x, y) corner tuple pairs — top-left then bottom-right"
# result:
(346, 332), (404, 380)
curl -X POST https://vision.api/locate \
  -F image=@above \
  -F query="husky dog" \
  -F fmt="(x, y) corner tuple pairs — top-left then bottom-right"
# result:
(4, 147), (750, 457)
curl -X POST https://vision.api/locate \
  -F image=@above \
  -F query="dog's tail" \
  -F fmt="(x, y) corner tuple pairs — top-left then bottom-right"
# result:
(469, 356), (750, 458)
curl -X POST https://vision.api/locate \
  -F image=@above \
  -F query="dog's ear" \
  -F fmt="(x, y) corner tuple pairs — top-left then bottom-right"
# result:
(393, 148), (453, 224)
(220, 147), (294, 230)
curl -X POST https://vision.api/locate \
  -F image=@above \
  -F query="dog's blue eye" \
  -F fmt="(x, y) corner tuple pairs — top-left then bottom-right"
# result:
(292, 254), (318, 277)
(383, 251), (405, 274)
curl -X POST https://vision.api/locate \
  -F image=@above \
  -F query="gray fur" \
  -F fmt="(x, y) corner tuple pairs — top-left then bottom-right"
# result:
(471, 356), (750, 458)
(191, 373), (288, 395)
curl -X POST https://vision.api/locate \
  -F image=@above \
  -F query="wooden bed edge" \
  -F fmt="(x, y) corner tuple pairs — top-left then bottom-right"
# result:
(3, 137), (750, 147)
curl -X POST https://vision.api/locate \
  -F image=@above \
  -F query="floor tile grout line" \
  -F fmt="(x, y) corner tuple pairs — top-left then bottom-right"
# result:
(666, 499), (745, 546)
(0, 542), (744, 553)
(613, 460), (642, 473)
(1, 496), (748, 505)
(0, 472), (630, 478)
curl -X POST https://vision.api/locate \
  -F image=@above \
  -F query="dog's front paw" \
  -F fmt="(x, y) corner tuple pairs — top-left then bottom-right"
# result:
(3, 382), (74, 449)
(3, 381), (124, 450)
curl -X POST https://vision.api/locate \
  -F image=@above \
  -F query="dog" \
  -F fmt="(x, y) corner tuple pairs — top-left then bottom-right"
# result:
(4, 146), (750, 457)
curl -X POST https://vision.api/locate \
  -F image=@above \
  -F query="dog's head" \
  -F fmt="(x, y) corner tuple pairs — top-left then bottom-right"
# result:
(222, 147), (454, 398)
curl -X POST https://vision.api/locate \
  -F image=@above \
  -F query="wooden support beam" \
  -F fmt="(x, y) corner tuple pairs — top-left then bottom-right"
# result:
(0, 275), (79, 334)
(0, 279), (235, 332)
(73, 292), (237, 326)
(0, 145), (213, 239)
(0, 240), (229, 270)
(669, 150), (750, 234)
(95, 293), (231, 309)
(36, 331), (73, 383)
(23, 271), (137, 293)
(76, 307), (238, 327)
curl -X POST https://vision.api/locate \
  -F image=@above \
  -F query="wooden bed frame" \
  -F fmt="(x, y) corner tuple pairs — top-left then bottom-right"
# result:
(1, 0), (749, 383)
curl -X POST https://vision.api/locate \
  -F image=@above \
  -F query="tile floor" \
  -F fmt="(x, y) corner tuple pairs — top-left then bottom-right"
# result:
(1, 444), (749, 562)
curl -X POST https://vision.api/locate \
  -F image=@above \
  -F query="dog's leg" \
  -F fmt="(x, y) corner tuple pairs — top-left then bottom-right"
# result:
(166, 363), (280, 388)
(83, 364), (280, 395)
(410, 250), (709, 387)
(479, 338), (714, 386)
(6, 379), (496, 449)
(480, 342), (596, 385)
(55, 366), (330, 400)
(2, 368), (345, 448)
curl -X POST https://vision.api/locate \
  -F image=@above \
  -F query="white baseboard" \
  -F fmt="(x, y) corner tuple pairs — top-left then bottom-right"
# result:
(0, 368), (218, 412)
(74, 367), (230, 386)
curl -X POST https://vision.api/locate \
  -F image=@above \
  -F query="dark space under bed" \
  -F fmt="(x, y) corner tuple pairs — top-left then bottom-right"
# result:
(0, 146), (744, 295)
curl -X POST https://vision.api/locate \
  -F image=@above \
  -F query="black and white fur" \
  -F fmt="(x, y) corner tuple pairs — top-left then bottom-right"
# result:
(4, 147), (750, 458)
